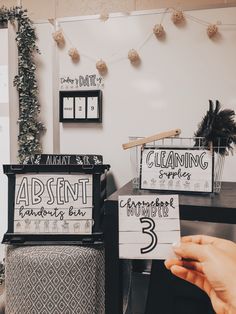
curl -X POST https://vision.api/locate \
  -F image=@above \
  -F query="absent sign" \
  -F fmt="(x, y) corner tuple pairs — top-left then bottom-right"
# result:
(14, 173), (93, 234)
(140, 147), (213, 193)
(119, 195), (180, 259)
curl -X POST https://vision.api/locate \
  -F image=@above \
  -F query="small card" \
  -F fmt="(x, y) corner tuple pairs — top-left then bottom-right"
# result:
(75, 97), (86, 119)
(63, 97), (74, 119)
(119, 194), (180, 259)
(87, 97), (98, 119)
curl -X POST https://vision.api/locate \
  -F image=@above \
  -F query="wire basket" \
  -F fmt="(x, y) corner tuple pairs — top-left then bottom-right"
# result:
(129, 136), (226, 194)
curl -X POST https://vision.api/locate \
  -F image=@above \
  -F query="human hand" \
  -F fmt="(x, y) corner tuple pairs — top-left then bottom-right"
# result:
(164, 235), (236, 314)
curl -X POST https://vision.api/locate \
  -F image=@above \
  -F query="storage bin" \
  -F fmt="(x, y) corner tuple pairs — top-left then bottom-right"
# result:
(2, 163), (110, 244)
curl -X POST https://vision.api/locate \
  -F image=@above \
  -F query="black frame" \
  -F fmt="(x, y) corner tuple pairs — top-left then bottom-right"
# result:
(59, 90), (102, 123)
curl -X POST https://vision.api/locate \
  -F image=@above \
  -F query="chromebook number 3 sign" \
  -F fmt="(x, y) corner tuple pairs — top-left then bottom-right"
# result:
(119, 195), (180, 259)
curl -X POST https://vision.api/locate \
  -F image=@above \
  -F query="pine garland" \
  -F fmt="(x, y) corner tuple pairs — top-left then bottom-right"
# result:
(0, 6), (45, 163)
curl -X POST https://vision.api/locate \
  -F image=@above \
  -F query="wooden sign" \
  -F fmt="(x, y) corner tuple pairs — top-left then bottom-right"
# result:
(119, 195), (180, 259)
(140, 147), (213, 193)
(14, 173), (93, 234)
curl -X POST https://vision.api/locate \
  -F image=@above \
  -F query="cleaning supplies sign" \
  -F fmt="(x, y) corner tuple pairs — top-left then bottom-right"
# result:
(14, 173), (93, 234)
(140, 147), (213, 192)
(119, 195), (180, 259)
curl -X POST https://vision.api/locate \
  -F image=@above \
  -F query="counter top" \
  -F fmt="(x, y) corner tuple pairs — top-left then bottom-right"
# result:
(106, 181), (236, 224)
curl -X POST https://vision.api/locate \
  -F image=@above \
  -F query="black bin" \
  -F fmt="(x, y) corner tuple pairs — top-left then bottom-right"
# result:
(2, 163), (110, 244)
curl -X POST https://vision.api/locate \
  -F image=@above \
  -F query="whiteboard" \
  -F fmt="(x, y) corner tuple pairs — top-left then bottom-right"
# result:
(33, 7), (236, 189)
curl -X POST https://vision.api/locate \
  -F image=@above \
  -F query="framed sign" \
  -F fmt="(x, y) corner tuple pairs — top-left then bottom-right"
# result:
(119, 195), (180, 259)
(13, 173), (93, 234)
(140, 147), (214, 193)
(59, 90), (102, 123)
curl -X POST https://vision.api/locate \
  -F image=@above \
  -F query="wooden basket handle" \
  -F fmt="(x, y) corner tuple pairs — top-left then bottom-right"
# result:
(122, 128), (181, 150)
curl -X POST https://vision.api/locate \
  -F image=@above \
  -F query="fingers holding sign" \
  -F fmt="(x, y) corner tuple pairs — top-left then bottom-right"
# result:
(181, 235), (236, 260)
(164, 235), (236, 314)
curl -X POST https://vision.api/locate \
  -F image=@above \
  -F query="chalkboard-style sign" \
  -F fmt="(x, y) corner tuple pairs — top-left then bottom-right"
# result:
(24, 154), (103, 166)
(3, 164), (110, 243)
(140, 147), (214, 193)
(59, 90), (102, 123)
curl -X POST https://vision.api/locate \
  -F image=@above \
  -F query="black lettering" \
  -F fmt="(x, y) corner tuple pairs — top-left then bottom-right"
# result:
(140, 217), (158, 254)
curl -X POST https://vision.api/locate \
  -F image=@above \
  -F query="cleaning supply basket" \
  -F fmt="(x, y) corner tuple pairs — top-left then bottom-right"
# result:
(129, 136), (225, 194)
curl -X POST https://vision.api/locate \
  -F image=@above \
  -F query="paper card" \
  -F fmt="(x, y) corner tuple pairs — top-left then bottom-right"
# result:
(75, 97), (86, 119)
(14, 173), (93, 234)
(140, 148), (213, 193)
(119, 195), (180, 260)
(87, 96), (99, 119)
(63, 97), (74, 119)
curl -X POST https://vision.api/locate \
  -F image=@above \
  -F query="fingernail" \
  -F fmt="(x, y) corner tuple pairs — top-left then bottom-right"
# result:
(164, 261), (170, 269)
(172, 242), (181, 248)
(172, 242), (182, 254)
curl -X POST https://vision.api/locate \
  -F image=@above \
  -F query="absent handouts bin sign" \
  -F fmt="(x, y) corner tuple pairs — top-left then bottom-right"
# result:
(14, 173), (93, 234)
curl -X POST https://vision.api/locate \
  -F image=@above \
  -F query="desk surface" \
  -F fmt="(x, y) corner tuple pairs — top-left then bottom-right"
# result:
(104, 181), (236, 314)
(106, 181), (236, 224)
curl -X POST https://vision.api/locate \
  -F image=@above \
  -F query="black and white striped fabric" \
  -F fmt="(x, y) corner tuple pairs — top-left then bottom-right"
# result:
(5, 245), (104, 314)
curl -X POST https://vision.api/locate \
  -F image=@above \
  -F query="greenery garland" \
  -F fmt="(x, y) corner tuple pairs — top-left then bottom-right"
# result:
(0, 6), (45, 163)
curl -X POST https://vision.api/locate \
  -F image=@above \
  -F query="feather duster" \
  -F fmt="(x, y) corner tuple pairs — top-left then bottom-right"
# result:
(194, 100), (236, 154)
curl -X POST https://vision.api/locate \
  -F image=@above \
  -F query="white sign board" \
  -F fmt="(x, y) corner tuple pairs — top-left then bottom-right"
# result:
(119, 195), (180, 259)
(140, 148), (213, 192)
(14, 173), (93, 234)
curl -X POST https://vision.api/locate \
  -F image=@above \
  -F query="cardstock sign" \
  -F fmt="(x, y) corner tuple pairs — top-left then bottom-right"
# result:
(119, 195), (180, 259)
(140, 148), (213, 193)
(14, 173), (93, 234)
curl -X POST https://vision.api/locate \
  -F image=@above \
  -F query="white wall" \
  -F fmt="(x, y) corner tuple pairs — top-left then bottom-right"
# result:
(2, 7), (236, 258)
(34, 7), (236, 189)
(0, 28), (10, 260)
(4, 6), (236, 250)
(2, 0), (236, 19)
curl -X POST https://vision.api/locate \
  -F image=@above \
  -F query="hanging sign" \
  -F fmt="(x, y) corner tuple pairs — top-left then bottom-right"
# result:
(14, 173), (93, 234)
(119, 195), (180, 259)
(140, 147), (213, 193)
